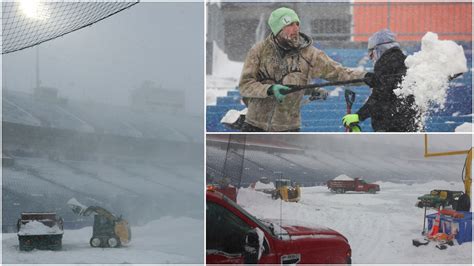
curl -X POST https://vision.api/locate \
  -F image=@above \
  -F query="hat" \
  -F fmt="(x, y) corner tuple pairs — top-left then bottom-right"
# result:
(368, 29), (397, 50)
(268, 7), (300, 35)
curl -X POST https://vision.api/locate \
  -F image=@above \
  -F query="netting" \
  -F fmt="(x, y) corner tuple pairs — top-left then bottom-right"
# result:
(207, 135), (247, 188)
(2, 1), (138, 54)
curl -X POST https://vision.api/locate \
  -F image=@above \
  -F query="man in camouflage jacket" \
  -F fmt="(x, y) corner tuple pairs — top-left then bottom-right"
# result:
(239, 7), (367, 132)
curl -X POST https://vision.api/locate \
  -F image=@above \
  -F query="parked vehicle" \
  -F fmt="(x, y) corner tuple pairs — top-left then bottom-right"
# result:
(17, 212), (64, 251)
(68, 198), (131, 248)
(416, 189), (466, 210)
(327, 177), (380, 194)
(207, 184), (238, 202)
(206, 189), (352, 264)
(271, 179), (301, 202)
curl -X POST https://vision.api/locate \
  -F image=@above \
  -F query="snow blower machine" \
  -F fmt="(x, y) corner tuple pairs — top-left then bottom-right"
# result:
(271, 178), (301, 202)
(67, 198), (131, 248)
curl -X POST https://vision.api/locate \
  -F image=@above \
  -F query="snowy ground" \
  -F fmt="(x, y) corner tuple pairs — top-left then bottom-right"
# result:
(2, 216), (203, 264)
(238, 180), (472, 264)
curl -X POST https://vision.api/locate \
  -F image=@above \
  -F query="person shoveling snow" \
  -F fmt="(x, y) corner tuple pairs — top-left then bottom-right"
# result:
(343, 30), (467, 132)
(395, 31), (468, 129)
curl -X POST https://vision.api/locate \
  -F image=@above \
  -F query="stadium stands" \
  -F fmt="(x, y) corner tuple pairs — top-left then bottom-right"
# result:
(207, 46), (472, 132)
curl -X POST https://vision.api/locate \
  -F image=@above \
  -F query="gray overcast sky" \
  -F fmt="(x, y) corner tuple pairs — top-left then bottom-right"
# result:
(3, 2), (204, 115)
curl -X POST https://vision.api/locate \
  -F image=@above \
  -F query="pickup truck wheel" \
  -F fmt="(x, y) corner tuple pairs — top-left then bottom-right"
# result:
(368, 189), (375, 194)
(90, 237), (102, 247)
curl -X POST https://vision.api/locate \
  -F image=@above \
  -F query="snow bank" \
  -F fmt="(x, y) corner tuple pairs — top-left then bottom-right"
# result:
(455, 122), (472, 132)
(18, 221), (63, 236)
(212, 41), (244, 79)
(207, 42), (245, 105)
(333, 174), (354, 181)
(394, 32), (468, 128)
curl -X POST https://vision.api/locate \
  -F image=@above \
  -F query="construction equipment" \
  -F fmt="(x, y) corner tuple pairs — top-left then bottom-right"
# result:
(17, 212), (64, 251)
(271, 178), (301, 202)
(422, 135), (471, 211)
(68, 198), (131, 248)
(416, 190), (465, 210)
(412, 135), (472, 248)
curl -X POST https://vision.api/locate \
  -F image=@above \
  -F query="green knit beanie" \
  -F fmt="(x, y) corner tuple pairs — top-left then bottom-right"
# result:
(268, 7), (300, 35)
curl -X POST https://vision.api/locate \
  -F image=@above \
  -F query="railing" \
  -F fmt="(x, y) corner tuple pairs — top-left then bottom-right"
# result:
(312, 2), (472, 42)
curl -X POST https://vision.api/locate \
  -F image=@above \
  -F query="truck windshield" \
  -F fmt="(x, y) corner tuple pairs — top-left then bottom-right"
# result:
(223, 196), (276, 237)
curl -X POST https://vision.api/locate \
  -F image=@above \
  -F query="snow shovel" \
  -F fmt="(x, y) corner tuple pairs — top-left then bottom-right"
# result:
(281, 72), (463, 96)
(281, 78), (365, 95)
(344, 89), (360, 132)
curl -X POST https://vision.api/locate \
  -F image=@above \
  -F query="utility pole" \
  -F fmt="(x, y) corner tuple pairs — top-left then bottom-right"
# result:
(35, 45), (41, 89)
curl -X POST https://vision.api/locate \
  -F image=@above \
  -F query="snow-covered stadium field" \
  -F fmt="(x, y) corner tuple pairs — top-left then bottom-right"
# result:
(2, 216), (203, 264)
(238, 180), (472, 264)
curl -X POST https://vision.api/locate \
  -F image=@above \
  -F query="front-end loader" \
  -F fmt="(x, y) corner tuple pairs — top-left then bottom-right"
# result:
(68, 198), (131, 248)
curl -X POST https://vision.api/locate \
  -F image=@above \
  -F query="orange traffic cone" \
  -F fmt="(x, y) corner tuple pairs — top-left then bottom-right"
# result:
(429, 210), (441, 237)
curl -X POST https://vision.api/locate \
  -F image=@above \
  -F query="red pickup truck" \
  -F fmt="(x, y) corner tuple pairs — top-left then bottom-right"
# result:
(327, 177), (380, 194)
(207, 189), (352, 264)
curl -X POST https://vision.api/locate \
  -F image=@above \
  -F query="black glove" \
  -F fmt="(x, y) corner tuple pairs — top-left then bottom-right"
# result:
(363, 72), (376, 87)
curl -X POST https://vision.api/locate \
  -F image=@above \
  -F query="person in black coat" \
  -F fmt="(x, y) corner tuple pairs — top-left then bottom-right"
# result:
(342, 29), (420, 132)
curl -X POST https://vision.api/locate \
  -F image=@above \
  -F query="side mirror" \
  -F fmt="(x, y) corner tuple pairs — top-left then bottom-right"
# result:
(243, 228), (260, 264)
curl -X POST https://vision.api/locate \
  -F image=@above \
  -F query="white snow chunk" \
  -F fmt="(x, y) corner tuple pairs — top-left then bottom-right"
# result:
(220, 108), (247, 124)
(67, 198), (87, 209)
(332, 174), (354, 181)
(455, 123), (472, 132)
(18, 220), (63, 236)
(329, 87), (344, 97)
(394, 32), (468, 128)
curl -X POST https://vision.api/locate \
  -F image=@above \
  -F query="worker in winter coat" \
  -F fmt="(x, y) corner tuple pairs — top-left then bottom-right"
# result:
(342, 29), (420, 132)
(239, 7), (367, 132)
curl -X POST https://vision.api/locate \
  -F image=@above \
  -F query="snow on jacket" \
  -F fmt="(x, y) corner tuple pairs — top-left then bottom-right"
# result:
(239, 33), (366, 132)
(356, 47), (420, 132)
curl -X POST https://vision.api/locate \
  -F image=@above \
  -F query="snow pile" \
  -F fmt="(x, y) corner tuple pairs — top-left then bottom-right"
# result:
(254, 181), (275, 190)
(210, 41), (244, 84)
(18, 220), (63, 236)
(333, 174), (354, 181)
(394, 32), (468, 128)
(455, 122), (472, 132)
(207, 42), (245, 105)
